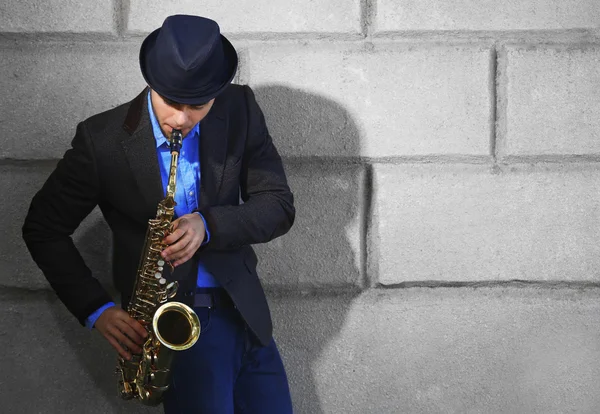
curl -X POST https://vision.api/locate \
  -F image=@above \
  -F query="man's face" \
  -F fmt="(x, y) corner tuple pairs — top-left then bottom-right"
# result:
(150, 89), (215, 138)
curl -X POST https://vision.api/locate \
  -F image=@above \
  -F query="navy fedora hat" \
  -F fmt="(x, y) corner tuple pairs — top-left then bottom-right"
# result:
(139, 15), (238, 105)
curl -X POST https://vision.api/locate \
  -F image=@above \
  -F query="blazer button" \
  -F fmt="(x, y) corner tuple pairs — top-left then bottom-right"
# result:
(184, 291), (193, 297)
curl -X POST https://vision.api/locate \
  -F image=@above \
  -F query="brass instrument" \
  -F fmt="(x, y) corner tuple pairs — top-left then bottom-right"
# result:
(116, 129), (201, 406)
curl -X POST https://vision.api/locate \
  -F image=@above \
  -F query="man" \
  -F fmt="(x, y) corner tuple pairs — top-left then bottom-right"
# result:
(22, 14), (295, 414)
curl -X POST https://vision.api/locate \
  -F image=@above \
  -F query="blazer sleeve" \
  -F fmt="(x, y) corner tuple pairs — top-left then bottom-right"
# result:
(196, 85), (295, 250)
(22, 122), (113, 326)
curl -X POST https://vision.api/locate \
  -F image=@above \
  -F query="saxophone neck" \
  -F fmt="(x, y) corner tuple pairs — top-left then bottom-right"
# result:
(166, 129), (183, 198)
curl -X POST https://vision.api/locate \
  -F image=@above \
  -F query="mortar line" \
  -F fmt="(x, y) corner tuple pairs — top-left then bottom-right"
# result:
(2, 29), (599, 45)
(9, 154), (600, 168)
(370, 29), (600, 43)
(375, 280), (600, 289)
(236, 48), (249, 85)
(361, 164), (374, 289)
(490, 46), (498, 163)
(0, 284), (121, 299)
(0, 285), (53, 295)
(0, 158), (59, 167)
(360, 0), (375, 39)
(495, 44), (509, 160)
(114, 0), (130, 38)
(5, 280), (600, 301)
(499, 155), (600, 163)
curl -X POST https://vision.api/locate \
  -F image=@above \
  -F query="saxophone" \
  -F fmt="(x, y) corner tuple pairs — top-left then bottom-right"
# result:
(116, 129), (201, 406)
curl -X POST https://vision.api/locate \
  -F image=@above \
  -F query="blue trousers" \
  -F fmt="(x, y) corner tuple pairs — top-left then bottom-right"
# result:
(162, 305), (293, 414)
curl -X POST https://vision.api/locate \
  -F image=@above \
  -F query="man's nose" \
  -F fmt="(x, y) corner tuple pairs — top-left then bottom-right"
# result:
(174, 109), (190, 126)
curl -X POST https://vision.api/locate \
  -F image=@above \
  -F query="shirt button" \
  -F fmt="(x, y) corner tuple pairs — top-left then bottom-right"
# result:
(189, 191), (194, 196)
(182, 151), (185, 155)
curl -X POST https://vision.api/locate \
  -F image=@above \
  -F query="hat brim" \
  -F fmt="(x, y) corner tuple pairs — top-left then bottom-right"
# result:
(139, 28), (238, 105)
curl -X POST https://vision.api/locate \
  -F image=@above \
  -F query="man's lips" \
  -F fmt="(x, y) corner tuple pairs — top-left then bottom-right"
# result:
(164, 125), (187, 136)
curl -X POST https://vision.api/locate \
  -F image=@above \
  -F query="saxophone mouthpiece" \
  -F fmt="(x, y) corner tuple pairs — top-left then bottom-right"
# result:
(170, 129), (183, 153)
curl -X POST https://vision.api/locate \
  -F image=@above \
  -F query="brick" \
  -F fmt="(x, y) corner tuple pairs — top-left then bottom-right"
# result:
(127, 0), (361, 34)
(0, 42), (146, 159)
(0, 0), (115, 33)
(247, 44), (491, 158)
(503, 46), (600, 156)
(0, 290), (160, 413)
(375, 0), (600, 32)
(270, 288), (600, 413)
(4, 162), (113, 290)
(254, 162), (364, 289)
(370, 164), (600, 285)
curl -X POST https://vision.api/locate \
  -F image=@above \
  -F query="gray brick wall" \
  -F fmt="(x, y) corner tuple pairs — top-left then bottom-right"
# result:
(246, 44), (493, 157)
(3, 1), (600, 413)
(127, 0), (362, 35)
(371, 164), (600, 285)
(374, 0), (600, 32)
(0, 0), (116, 33)
(503, 46), (600, 157)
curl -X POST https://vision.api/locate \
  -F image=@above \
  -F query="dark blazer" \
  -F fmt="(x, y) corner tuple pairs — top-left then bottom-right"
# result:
(22, 84), (295, 346)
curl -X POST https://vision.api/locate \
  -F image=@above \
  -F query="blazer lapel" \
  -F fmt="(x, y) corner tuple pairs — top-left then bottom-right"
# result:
(121, 88), (164, 219)
(199, 96), (228, 208)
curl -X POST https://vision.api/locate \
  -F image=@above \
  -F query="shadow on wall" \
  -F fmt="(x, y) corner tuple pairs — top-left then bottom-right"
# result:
(253, 84), (363, 414)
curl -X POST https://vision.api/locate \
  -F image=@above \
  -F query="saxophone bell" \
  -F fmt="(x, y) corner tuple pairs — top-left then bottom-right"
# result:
(153, 301), (201, 351)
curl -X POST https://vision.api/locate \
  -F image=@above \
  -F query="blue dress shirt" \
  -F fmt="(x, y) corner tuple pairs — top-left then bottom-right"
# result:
(85, 92), (219, 329)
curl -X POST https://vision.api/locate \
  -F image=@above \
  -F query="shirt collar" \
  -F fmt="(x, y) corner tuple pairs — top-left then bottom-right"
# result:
(147, 90), (200, 148)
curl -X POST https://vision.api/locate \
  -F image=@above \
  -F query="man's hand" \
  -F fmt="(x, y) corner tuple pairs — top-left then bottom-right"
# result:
(95, 307), (148, 360)
(162, 213), (206, 267)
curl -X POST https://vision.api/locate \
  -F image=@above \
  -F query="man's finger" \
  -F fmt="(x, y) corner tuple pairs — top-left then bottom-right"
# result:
(167, 235), (194, 261)
(107, 323), (140, 352)
(163, 230), (193, 257)
(116, 320), (146, 348)
(165, 234), (194, 261)
(107, 335), (131, 360)
(123, 317), (149, 341)
(173, 253), (193, 267)
(170, 217), (182, 231)
(112, 328), (143, 355)
(173, 239), (201, 267)
(164, 227), (187, 245)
